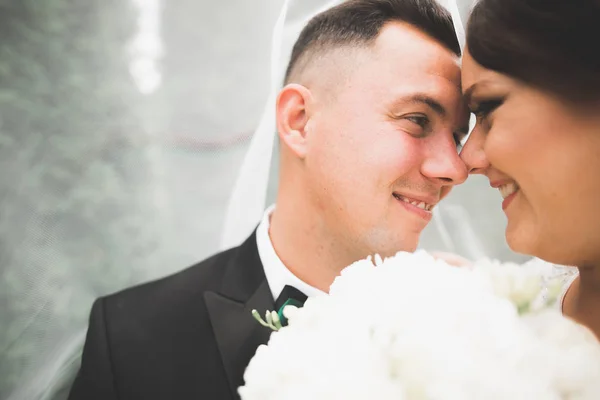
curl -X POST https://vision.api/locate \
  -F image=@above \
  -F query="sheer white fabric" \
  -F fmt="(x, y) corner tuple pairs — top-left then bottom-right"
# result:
(220, 0), (345, 250)
(0, 1), (538, 400)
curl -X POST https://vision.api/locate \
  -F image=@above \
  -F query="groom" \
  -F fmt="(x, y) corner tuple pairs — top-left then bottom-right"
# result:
(68, 1), (468, 399)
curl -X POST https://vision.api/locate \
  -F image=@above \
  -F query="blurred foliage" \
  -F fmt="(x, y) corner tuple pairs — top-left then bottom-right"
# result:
(0, 0), (165, 398)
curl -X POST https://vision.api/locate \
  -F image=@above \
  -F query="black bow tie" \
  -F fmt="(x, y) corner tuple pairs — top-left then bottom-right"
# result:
(274, 285), (307, 326)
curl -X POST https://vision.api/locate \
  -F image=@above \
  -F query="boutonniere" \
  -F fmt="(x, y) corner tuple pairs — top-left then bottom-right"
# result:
(252, 298), (303, 331)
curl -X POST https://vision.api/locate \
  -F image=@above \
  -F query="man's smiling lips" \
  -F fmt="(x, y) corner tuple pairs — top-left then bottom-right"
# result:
(392, 192), (438, 220)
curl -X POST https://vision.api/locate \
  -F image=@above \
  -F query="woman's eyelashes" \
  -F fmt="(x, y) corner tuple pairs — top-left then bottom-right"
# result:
(471, 98), (504, 121)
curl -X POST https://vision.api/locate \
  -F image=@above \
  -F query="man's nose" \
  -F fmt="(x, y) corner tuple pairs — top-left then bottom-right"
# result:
(421, 134), (468, 186)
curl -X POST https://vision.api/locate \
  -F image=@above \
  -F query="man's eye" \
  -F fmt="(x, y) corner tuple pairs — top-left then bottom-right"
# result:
(406, 115), (429, 128)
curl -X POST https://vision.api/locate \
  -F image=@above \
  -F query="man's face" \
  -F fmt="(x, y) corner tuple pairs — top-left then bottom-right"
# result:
(304, 22), (468, 259)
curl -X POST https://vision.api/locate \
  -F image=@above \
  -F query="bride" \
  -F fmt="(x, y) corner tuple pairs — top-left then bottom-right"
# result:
(460, 0), (600, 338)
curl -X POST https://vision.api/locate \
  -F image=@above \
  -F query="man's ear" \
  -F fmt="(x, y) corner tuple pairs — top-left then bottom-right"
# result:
(276, 83), (313, 159)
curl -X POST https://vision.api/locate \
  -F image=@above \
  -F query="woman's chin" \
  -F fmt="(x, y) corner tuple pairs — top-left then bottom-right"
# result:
(505, 222), (537, 257)
(506, 227), (575, 266)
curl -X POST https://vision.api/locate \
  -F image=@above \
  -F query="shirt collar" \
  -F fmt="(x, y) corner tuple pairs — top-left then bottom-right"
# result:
(256, 204), (327, 301)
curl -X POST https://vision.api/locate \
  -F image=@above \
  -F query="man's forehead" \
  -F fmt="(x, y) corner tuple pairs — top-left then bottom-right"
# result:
(371, 55), (463, 106)
(384, 72), (469, 130)
(304, 23), (463, 105)
(372, 21), (461, 84)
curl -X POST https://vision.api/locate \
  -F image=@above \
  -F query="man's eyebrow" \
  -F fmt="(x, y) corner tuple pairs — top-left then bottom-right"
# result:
(407, 94), (447, 117)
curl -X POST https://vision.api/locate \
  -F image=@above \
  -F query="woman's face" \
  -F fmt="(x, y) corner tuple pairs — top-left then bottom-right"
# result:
(460, 48), (600, 267)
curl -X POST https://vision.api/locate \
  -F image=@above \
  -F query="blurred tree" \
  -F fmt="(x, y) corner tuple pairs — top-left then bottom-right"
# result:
(0, 0), (165, 398)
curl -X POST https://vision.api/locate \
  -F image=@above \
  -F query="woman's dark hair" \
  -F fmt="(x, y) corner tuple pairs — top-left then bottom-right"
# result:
(467, 0), (600, 104)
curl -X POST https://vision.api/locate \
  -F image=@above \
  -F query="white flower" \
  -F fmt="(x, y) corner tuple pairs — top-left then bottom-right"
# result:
(471, 259), (547, 312)
(240, 251), (600, 400)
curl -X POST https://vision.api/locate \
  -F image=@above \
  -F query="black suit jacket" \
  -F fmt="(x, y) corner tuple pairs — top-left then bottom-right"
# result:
(68, 232), (274, 400)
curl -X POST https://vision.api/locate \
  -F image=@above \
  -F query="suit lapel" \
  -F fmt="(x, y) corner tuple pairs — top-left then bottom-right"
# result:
(205, 231), (274, 398)
(205, 281), (273, 397)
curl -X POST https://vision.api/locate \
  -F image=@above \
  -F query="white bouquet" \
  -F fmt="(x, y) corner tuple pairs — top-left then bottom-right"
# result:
(239, 251), (600, 400)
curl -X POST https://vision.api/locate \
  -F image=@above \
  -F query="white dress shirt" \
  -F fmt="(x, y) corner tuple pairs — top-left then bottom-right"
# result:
(256, 205), (327, 301)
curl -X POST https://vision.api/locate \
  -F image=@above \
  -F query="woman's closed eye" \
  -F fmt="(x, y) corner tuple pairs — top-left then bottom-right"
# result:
(471, 98), (504, 121)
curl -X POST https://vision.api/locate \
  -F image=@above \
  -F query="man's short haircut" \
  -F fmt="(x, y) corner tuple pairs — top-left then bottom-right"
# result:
(284, 0), (460, 83)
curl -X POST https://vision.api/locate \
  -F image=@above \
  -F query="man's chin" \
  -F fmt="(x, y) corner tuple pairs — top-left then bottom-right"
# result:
(382, 236), (421, 258)
(357, 225), (421, 259)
